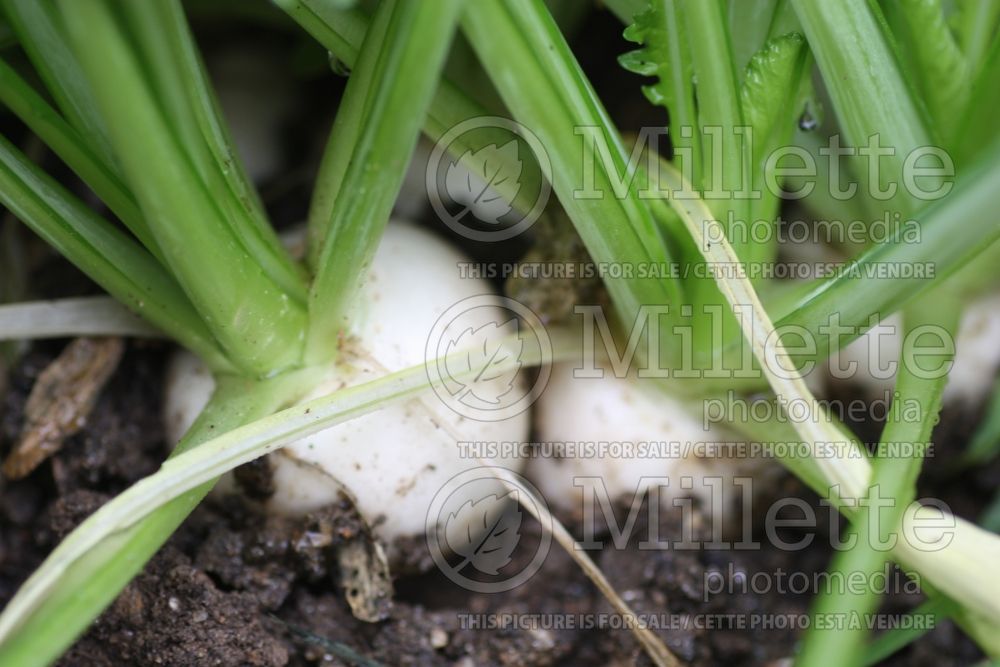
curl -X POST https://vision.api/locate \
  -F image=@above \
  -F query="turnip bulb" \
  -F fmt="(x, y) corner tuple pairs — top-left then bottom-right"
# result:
(828, 293), (1000, 405)
(527, 362), (763, 514)
(164, 221), (530, 549)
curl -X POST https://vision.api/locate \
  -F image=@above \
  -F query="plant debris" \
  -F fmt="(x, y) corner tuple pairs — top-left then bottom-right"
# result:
(3, 337), (123, 479)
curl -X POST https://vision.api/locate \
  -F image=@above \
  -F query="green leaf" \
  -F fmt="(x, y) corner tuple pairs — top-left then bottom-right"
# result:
(740, 32), (811, 243)
(886, 0), (970, 143)
(741, 33), (809, 166)
(306, 0), (466, 363)
(619, 0), (701, 184)
(619, 2), (682, 116)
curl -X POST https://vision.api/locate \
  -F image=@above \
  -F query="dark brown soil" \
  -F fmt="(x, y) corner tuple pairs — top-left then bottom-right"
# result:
(0, 344), (992, 666)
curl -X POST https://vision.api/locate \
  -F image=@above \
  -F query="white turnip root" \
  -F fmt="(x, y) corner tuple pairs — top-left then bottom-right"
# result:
(829, 293), (1000, 404)
(526, 361), (764, 514)
(164, 221), (529, 548)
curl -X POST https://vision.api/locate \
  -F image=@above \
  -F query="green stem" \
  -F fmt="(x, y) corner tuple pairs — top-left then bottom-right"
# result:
(795, 300), (959, 667)
(791, 0), (932, 217)
(728, 0), (782, 76)
(305, 0), (466, 363)
(956, 0), (1000, 76)
(0, 0), (118, 171)
(117, 0), (308, 303)
(883, 0), (968, 144)
(276, 0), (539, 226)
(0, 57), (162, 262)
(603, 0), (644, 24)
(954, 31), (1000, 166)
(59, 0), (307, 376)
(461, 0), (683, 336)
(862, 597), (961, 665)
(680, 0), (749, 228)
(0, 134), (231, 371)
(301, 1), (395, 269)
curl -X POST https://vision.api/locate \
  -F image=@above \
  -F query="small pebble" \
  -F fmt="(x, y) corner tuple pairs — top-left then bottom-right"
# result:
(167, 596), (181, 612)
(529, 628), (555, 650)
(429, 627), (449, 649)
